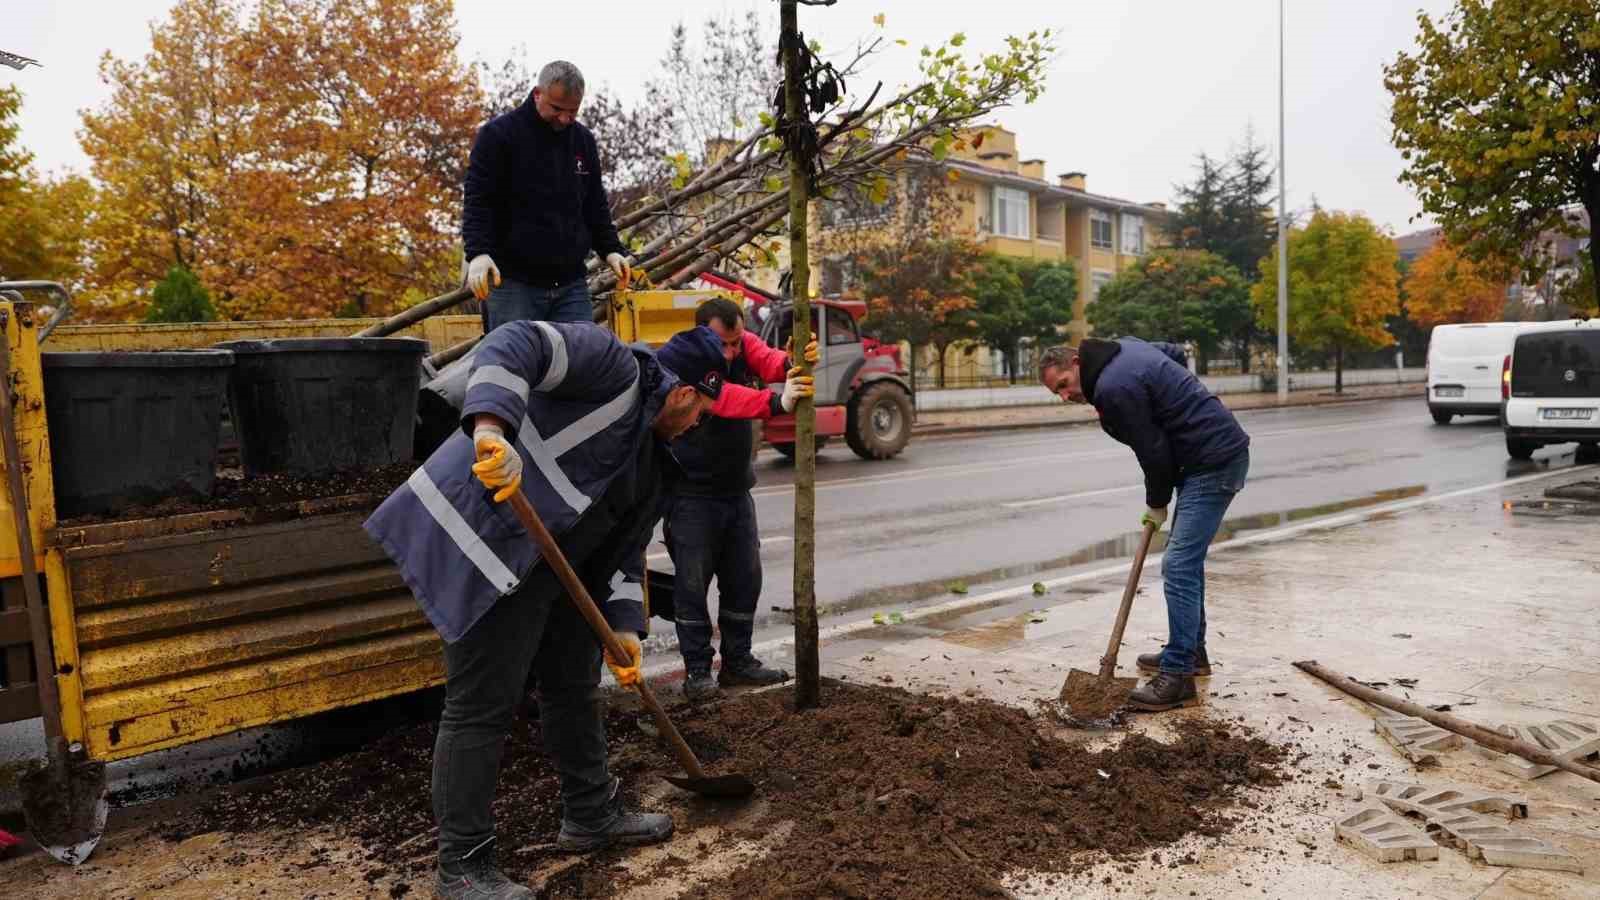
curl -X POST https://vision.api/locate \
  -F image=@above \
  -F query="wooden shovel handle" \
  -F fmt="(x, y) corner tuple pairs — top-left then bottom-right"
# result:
(506, 492), (707, 781)
(1099, 523), (1158, 680)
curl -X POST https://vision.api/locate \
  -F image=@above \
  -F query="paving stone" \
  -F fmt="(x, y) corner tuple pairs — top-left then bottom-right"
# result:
(1473, 719), (1600, 781)
(1358, 781), (1579, 873)
(1373, 713), (1464, 764)
(1361, 779), (1528, 820)
(1333, 804), (1440, 863)
(1472, 836), (1586, 874)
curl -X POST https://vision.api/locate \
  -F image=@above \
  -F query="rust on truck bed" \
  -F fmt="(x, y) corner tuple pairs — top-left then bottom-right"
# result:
(49, 495), (442, 761)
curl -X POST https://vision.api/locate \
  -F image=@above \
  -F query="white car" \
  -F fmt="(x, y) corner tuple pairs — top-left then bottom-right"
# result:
(1502, 319), (1600, 460)
(1426, 322), (1536, 424)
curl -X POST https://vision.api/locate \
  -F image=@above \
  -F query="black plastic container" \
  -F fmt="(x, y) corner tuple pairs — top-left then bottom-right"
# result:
(215, 338), (427, 476)
(41, 350), (235, 517)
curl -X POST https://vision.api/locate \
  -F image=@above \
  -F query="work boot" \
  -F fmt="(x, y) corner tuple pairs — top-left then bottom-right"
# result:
(1136, 646), (1212, 676)
(556, 780), (674, 853)
(434, 843), (533, 899)
(683, 670), (720, 702)
(718, 657), (790, 687)
(1127, 672), (1199, 712)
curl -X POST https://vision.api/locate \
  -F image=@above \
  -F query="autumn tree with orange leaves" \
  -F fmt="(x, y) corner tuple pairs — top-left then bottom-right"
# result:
(1403, 241), (1509, 329)
(1252, 209), (1399, 393)
(78, 0), (482, 321)
(851, 235), (983, 391)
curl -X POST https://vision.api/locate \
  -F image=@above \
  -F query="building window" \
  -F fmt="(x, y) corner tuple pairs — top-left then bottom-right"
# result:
(820, 258), (856, 296)
(1090, 209), (1113, 250)
(1091, 270), (1114, 299)
(1121, 213), (1145, 256)
(992, 186), (1030, 239)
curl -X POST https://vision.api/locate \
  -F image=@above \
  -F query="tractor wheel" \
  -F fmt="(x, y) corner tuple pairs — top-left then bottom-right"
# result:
(846, 382), (913, 460)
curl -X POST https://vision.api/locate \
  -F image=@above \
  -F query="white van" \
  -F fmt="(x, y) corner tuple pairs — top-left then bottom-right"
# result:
(1502, 318), (1600, 460)
(1427, 322), (1534, 424)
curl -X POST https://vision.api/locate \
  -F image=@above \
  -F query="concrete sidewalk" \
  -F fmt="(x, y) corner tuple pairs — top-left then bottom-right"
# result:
(914, 380), (1427, 437)
(732, 465), (1600, 897)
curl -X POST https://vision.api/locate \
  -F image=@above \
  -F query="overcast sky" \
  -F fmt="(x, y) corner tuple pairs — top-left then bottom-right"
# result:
(8, 0), (1453, 236)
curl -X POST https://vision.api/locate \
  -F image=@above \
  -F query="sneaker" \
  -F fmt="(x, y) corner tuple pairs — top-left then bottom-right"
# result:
(1127, 672), (1199, 712)
(556, 781), (674, 853)
(435, 844), (533, 899)
(718, 658), (790, 687)
(1136, 646), (1212, 676)
(683, 670), (720, 702)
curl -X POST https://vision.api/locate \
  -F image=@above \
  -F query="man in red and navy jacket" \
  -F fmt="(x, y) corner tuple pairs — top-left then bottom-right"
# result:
(669, 297), (816, 700)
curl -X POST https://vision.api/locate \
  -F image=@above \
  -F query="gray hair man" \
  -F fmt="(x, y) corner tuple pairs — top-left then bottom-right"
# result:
(462, 60), (632, 329)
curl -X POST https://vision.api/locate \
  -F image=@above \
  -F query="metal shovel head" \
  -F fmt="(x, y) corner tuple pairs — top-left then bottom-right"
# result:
(1060, 668), (1138, 722)
(662, 771), (757, 799)
(20, 759), (109, 866)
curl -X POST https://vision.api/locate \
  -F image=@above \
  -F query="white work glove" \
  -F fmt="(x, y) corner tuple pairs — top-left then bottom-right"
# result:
(1141, 507), (1168, 531)
(471, 424), (522, 503)
(467, 254), (501, 301)
(780, 365), (815, 413)
(605, 252), (632, 286)
(604, 633), (643, 686)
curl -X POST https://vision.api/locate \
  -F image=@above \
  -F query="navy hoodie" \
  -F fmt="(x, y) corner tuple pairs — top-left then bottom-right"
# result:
(1079, 337), (1250, 509)
(462, 96), (626, 285)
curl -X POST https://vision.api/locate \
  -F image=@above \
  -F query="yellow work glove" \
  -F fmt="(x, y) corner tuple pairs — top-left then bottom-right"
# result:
(471, 425), (522, 503)
(780, 366), (815, 412)
(605, 633), (643, 687)
(1141, 507), (1168, 531)
(786, 336), (820, 365)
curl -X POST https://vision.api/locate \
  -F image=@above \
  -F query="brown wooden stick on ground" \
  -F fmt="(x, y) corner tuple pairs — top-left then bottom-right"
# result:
(1293, 659), (1600, 785)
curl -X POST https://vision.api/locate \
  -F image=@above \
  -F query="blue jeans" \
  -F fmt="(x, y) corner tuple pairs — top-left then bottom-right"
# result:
(484, 276), (592, 332)
(1158, 449), (1250, 675)
(664, 494), (763, 674)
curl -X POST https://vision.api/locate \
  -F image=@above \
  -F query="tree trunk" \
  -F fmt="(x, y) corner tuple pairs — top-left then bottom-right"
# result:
(1239, 335), (1251, 374)
(1334, 344), (1344, 394)
(935, 342), (948, 388)
(1008, 343), (1020, 385)
(1586, 194), (1600, 314)
(781, 0), (819, 711)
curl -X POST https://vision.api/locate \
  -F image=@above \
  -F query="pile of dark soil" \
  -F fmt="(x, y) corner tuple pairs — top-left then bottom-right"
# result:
(672, 683), (1286, 899)
(162, 681), (1286, 897)
(58, 463), (416, 527)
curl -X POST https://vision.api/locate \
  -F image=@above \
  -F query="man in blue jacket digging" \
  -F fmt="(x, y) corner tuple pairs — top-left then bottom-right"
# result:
(1038, 339), (1251, 711)
(367, 322), (730, 898)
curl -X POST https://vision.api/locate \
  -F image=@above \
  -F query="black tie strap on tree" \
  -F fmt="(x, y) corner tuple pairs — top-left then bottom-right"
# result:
(771, 29), (844, 190)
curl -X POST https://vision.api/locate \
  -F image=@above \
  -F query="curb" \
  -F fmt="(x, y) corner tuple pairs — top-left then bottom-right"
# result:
(912, 386), (1427, 439)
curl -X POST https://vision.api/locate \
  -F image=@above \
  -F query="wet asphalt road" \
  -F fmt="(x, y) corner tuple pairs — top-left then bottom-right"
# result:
(649, 397), (1592, 623)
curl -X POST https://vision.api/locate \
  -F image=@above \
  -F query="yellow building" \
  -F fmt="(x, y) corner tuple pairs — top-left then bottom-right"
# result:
(800, 125), (1170, 383)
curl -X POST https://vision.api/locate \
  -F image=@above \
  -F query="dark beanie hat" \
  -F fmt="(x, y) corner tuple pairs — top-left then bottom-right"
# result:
(655, 326), (727, 400)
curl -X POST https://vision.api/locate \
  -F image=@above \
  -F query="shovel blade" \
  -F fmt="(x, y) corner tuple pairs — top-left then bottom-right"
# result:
(662, 772), (756, 799)
(20, 760), (109, 866)
(1060, 668), (1138, 722)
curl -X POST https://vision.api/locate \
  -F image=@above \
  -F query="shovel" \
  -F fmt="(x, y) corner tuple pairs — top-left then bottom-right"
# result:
(505, 492), (754, 799)
(0, 311), (109, 863)
(1060, 522), (1158, 720)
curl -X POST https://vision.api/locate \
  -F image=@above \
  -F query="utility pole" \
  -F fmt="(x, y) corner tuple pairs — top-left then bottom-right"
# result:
(780, 0), (820, 709)
(1276, 0), (1289, 403)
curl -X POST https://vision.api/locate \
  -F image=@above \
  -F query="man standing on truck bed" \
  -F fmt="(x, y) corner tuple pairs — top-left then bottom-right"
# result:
(462, 59), (631, 330)
(365, 322), (728, 899)
(1038, 339), (1251, 712)
(669, 297), (817, 701)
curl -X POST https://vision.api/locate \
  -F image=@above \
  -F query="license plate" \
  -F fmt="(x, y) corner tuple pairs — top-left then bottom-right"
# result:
(1541, 407), (1595, 420)
(1434, 386), (1464, 398)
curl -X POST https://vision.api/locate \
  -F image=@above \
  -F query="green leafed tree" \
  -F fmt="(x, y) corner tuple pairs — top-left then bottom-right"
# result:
(1385, 0), (1600, 312)
(145, 264), (217, 323)
(1251, 210), (1400, 393)
(969, 256), (1077, 383)
(1087, 250), (1250, 374)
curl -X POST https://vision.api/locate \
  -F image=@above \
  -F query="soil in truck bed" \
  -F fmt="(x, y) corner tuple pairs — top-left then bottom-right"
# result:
(56, 463), (418, 527)
(158, 680), (1289, 898)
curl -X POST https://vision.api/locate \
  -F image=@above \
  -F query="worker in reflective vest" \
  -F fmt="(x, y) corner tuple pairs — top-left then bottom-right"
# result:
(367, 323), (734, 899)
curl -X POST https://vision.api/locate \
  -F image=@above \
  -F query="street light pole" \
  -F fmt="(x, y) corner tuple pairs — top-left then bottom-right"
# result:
(1276, 0), (1289, 403)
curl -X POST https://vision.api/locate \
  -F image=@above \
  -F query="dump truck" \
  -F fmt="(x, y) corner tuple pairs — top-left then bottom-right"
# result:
(0, 280), (775, 860)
